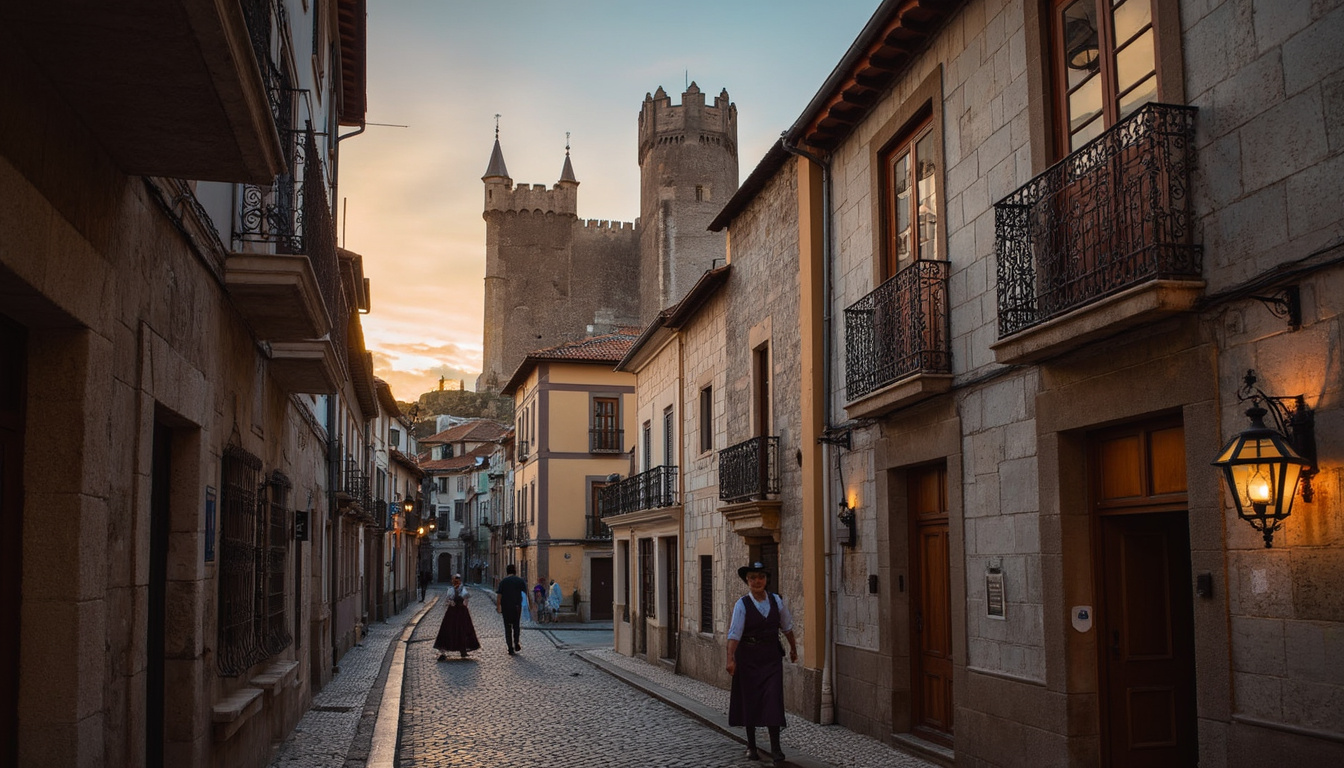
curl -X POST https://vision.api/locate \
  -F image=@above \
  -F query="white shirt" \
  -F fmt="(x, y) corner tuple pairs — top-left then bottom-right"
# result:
(726, 592), (794, 641)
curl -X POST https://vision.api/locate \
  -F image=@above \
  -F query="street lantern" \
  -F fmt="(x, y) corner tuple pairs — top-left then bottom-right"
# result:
(402, 498), (415, 515)
(1211, 370), (1316, 548)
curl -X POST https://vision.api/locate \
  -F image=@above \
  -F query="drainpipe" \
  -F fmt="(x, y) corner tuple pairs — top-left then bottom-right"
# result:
(780, 137), (836, 726)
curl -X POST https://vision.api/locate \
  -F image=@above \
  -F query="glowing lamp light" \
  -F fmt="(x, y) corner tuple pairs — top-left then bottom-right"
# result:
(1211, 403), (1308, 548)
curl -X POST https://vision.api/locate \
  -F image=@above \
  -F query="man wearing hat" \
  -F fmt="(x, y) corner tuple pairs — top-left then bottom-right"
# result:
(726, 561), (797, 765)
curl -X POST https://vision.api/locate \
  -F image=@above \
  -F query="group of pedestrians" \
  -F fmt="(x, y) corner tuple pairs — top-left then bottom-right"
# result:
(428, 560), (797, 767)
(429, 565), (564, 660)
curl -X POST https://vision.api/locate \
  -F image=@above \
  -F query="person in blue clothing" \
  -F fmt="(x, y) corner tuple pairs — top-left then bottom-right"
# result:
(726, 562), (797, 766)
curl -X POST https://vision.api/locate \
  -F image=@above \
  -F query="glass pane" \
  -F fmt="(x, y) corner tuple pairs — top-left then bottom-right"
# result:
(914, 131), (938, 261)
(892, 152), (912, 266)
(1116, 28), (1155, 94)
(1069, 73), (1103, 133)
(1112, 0), (1151, 46)
(1070, 114), (1104, 152)
(1118, 73), (1157, 118)
(1062, 0), (1100, 88)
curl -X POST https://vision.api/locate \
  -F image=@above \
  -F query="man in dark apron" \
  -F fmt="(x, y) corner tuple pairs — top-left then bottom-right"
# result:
(726, 562), (798, 765)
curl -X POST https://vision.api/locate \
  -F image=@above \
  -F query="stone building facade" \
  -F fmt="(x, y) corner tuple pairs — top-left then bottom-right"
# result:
(477, 84), (739, 393)
(698, 0), (1344, 766)
(502, 332), (638, 622)
(0, 2), (411, 766)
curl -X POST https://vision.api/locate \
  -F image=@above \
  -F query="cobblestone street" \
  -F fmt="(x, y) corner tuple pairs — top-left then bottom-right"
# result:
(268, 587), (940, 768)
(398, 589), (770, 768)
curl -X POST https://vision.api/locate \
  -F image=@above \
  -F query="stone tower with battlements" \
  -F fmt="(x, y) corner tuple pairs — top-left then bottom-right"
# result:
(477, 133), (641, 393)
(637, 83), (739, 326)
(477, 85), (736, 392)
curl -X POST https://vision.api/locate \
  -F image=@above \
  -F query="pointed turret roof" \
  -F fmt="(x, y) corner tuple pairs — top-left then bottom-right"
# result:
(559, 132), (577, 184)
(482, 137), (509, 180)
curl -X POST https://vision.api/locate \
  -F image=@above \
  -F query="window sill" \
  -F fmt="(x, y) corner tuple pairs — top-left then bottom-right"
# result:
(212, 687), (263, 742)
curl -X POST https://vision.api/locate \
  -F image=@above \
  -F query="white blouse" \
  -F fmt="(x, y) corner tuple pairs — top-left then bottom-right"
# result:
(726, 592), (794, 641)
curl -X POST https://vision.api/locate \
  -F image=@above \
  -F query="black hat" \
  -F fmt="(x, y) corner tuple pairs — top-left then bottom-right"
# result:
(737, 562), (770, 583)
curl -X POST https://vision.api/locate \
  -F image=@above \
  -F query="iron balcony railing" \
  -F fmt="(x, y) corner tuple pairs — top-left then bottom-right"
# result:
(590, 428), (624, 453)
(586, 514), (612, 540)
(375, 499), (389, 529)
(237, 0), (307, 253)
(600, 465), (679, 517)
(719, 436), (780, 502)
(844, 259), (950, 400)
(994, 103), (1200, 338)
(340, 458), (371, 512)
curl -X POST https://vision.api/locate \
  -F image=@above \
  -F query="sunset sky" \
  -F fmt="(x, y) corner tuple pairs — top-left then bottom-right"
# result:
(338, 0), (878, 402)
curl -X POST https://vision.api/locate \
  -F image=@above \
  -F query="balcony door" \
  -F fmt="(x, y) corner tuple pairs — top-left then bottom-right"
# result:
(0, 315), (25, 768)
(909, 463), (953, 745)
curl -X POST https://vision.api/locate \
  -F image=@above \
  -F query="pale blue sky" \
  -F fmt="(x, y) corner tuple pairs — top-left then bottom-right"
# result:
(340, 0), (879, 398)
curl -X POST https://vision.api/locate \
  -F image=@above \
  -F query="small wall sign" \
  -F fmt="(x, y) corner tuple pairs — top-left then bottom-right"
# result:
(986, 566), (1006, 620)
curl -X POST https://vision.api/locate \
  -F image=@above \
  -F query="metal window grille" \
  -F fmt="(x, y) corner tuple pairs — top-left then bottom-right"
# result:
(218, 443), (262, 676)
(262, 471), (293, 657)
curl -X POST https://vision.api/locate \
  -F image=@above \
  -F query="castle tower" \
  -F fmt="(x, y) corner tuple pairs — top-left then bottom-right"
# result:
(477, 129), (639, 392)
(637, 83), (739, 324)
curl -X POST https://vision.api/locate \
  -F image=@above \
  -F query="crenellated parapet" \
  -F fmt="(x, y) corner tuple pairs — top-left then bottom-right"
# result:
(483, 179), (578, 217)
(638, 82), (737, 165)
(579, 219), (637, 233)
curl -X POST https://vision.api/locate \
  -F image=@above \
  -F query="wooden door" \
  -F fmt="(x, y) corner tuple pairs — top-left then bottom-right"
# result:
(1091, 420), (1196, 767)
(638, 538), (654, 655)
(1098, 513), (1196, 767)
(590, 557), (613, 621)
(909, 464), (953, 743)
(0, 316), (25, 768)
(664, 538), (678, 659)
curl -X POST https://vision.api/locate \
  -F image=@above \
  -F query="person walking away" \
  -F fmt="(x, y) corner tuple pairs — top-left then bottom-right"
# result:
(726, 562), (797, 766)
(532, 577), (546, 621)
(433, 574), (481, 661)
(495, 564), (528, 655)
(547, 579), (562, 623)
(418, 567), (431, 602)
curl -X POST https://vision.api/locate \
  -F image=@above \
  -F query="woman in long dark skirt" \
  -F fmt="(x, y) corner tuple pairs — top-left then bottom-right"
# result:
(726, 562), (797, 766)
(434, 573), (481, 660)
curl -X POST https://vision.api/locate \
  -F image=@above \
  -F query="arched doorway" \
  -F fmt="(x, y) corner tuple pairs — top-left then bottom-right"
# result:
(437, 552), (452, 583)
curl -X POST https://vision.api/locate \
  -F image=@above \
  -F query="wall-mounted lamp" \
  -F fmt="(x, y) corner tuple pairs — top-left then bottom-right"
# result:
(837, 501), (857, 547)
(1211, 369), (1317, 548)
(403, 498), (415, 515)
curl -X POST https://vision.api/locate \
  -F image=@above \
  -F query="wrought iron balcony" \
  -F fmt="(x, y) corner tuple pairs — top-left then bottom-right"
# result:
(719, 437), (780, 503)
(590, 428), (624, 454)
(600, 465), (679, 517)
(994, 103), (1200, 339)
(375, 499), (389, 529)
(844, 259), (950, 401)
(586, 514), (612, 540)
(338, 458), (371, 512)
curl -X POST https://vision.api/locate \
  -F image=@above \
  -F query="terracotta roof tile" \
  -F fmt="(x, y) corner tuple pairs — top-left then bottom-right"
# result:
(501, 330), (640, 395)
(422, 419), (510, 445)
